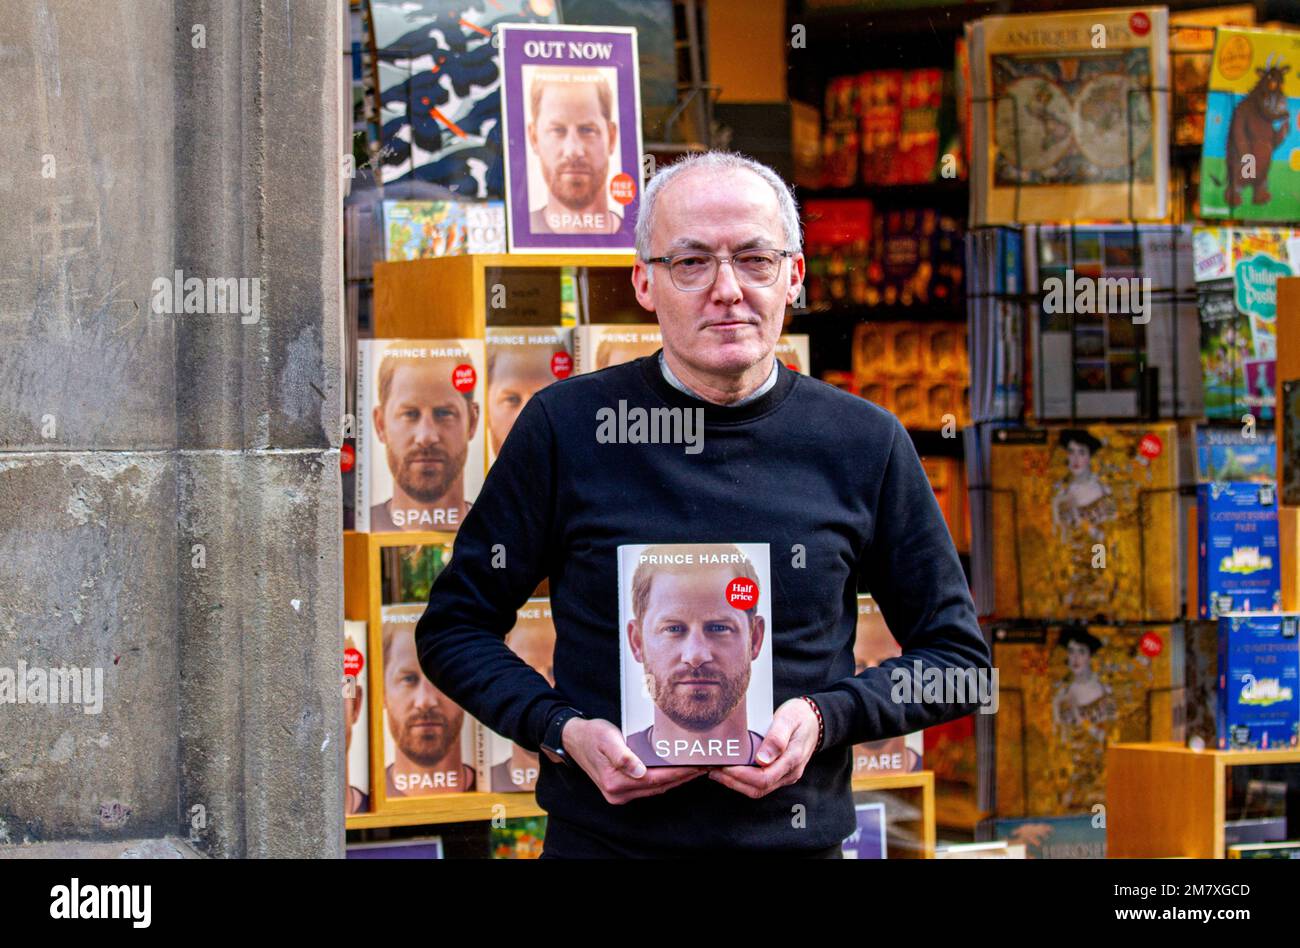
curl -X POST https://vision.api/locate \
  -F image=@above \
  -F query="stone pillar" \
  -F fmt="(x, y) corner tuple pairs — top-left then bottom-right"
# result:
(0, 0), (344, 858)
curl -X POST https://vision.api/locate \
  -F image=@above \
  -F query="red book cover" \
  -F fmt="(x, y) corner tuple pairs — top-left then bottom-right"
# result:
(860, 71), (903, 185)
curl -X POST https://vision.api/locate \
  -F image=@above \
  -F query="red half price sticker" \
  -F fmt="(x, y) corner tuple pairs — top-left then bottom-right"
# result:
(452, 364), (477, 392)
(343, 648), (364, 677)
(725, 578), (758, 610)
(609, 172), (637, 206)
(1139, 632), (1163, 658)
(551, 351), (573, 379)
(1129, 12), (1151, 35)
(340, 443), (355, 473)
(1138, 433), (1163, 459)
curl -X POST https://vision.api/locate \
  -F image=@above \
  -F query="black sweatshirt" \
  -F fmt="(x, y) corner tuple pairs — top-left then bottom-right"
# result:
(415, 353), (991, 856)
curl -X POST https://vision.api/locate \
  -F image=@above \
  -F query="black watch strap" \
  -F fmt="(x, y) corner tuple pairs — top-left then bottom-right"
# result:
(541, 707), (585, 766)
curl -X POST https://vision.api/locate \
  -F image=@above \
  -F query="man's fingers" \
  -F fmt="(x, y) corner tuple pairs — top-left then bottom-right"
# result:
(754, 713), (795, 766)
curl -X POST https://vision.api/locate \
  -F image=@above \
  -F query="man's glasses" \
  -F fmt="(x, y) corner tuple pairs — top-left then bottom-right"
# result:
(642, 249), (796, 291)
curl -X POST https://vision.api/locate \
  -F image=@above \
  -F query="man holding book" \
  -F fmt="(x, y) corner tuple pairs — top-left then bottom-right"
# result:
(417, 151), (991, 857)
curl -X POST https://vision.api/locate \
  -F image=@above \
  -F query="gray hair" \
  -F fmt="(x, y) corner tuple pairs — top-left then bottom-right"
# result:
(634, 151), (803, 262)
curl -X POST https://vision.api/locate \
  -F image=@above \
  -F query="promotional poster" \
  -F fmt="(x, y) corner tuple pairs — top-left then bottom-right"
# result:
(618, 542), (773, 766)
(499, 24), (642, 253)
(380, 603), (480, 798)
(356, 338), (486, 533)
(485, 327), (573, 464)
(486, 599), (557, 792)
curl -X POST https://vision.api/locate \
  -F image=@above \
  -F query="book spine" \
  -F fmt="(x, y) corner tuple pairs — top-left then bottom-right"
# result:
(472, 719), (488, 794)
(1216, 617), (1229, 749)
(617, 546), (629, 746)
(355, 340), (370, 532)
(574, 326), (589, 374)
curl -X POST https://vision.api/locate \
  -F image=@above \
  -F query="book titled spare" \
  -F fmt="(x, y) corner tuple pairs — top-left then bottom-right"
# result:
(618, 543), (773, 766)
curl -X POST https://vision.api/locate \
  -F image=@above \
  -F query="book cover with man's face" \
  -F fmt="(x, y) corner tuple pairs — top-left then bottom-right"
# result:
(618, 542), (773, 766)
(488, 599), (557, 792)
(380, 603), (479, 797)
(358, 338), (486, 533)
(485, 328), (572, 464)
(853, 595), (923, 775)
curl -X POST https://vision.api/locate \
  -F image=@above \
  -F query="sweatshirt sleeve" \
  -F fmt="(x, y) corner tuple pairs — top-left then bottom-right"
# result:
(809, 417), (993, 750)
(414, 394), (570, 752)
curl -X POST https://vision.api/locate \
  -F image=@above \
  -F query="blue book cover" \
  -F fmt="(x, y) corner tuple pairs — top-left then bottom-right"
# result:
(1198, 482), (1282, 619)
(990, 815), (1106, 859)
(1195, 427), (1278, 483)
(1217, 613), (1300, 750)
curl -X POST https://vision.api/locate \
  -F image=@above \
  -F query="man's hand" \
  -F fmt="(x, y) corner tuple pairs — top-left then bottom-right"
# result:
(708, 697), (819, 799)
(562, 717), (707, 805)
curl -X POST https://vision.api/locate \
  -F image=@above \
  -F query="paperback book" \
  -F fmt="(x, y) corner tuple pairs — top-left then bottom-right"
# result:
(1195, 426), (1278, 482)
(572, 324), (662, 373)
(355, 339), (486, 533)
(1217, 612), (1300, 749)
(617, 543), (773, 766)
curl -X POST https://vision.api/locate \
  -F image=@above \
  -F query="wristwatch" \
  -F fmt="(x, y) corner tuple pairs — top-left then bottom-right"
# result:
(541, 707), (586, 767)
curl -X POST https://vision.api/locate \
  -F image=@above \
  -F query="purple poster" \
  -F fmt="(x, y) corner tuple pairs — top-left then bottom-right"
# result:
(498, 24), (642, 254)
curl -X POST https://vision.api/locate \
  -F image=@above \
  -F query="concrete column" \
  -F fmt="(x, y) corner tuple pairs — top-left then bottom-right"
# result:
(0, 0), (344, 858)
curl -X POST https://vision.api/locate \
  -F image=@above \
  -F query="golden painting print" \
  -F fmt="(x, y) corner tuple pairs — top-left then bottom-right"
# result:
(994, 624), (1179, 817)
(990, 424), (1180, 621)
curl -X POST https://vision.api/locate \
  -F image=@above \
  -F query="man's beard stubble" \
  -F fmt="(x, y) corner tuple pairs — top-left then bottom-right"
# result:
(396, 709), (459, 768)
(389, 440), (468, 504)
(649, 662), (751, 732)
(545, 158), (606, 211)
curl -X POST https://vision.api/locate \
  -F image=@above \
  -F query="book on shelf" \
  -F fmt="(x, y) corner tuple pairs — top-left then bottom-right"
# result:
(355, 338), (487, 533)
(988, 814), (1107, 859)
(1228, 841), (1300, 858)
(345, 620), (371, 816)
(989, 424), (1181, 622)
(1217, 612), (1300, 750)
(1198, 482), (1282, 619)
(993, 622), (1184, 818)
(967, 7), (1170, 225)
(1283, 380), (1300, 506)
(380, 603), (481, 797)
(572, 324), (663, 374)
(485, 327), (572, 465)
(1199, 26), (1300, 223)
(617, 542), (773, 767)
(852, 595), (924, 776)
(483, 598), (556, 793)
(1195, 426), (1278, 483)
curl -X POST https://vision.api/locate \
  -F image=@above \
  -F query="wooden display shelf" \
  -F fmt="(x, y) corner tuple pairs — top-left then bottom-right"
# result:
(1107, 742), (1300, 858)
(852, 768), (936, 858)
(347, 792), (546, 831)
(374, 253), (636, 338)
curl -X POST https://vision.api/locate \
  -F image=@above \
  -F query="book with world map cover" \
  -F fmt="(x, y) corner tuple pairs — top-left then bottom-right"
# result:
(968, 8), (1169, 225)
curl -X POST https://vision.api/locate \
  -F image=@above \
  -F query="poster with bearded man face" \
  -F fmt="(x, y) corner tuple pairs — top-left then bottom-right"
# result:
(499, 24), (642, 254)
(619, 543), (773, 767)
